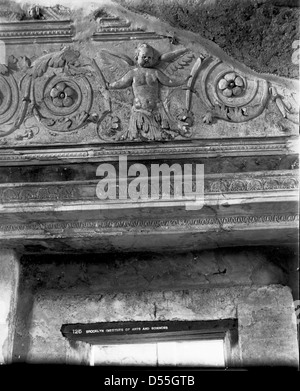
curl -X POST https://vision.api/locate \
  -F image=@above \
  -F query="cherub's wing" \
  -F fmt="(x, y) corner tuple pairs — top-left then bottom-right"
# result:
(158, 48), (195, 74)
(100, 49), (135, 66)
(99, 49), (134, 80)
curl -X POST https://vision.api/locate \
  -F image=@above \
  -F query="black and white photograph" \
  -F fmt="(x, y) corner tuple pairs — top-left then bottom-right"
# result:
(0, 0), (299, 379)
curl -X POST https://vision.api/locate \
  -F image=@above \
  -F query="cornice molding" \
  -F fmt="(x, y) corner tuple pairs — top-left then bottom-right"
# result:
(92, 31), (162, 41)
(0, 213), (298, 238)
(0, 170), (297, 206)
(92, 12), (161, 41)
(0, 137), (295, 166)
(0, 8), (160, 44)
(0, 20), (73, 44)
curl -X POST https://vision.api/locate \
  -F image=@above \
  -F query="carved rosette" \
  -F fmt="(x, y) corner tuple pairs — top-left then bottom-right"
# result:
(218, 72), (245, 97)
(32, 51), (94, 133)
(50, 82), (77, 108)
(199, 58), (269, 123)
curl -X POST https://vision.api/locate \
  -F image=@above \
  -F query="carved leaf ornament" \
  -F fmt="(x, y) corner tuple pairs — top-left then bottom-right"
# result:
(198, 58), (270, 123)
(0, 44), (298, 142)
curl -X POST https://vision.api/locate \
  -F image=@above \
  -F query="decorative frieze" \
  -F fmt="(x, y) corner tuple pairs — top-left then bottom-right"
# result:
(0, 41), (298, 146)
(0, 171), (297, 204)
(0, 214), (298, 237)
(0, 185), (79, 203)
(205, 174), (298, 193)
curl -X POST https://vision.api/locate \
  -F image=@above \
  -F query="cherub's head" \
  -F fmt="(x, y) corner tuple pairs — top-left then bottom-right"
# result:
(135, 44), (159, 68)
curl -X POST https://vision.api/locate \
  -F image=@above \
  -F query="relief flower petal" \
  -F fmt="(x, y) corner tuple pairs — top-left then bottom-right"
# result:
(222, 88), (233, 97)
(235, 76), (244, 87)
(232, 86), (242, 96)
(52, 97), (64, 107)
(63, 97), (73, 107)
(50, 87), (59, 98)
(224, 72), (236, 81)
(55, 82), (66, 91)
(64, 86), (76, 98)
(218, 79), (229, 90)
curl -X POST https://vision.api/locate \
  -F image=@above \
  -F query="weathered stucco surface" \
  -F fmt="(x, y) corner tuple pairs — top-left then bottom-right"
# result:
(18, 247), (289, 293)
(14, 284), (299, 367)
(12, 247), (299, 367)
(238, 285), (299, 367)
(115, 0), (300, 79)
(0, 249), (19, 364)
(1, 0), (299, 79)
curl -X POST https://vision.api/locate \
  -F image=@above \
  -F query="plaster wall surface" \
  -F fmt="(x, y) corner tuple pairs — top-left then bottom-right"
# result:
(12, 248), (299, 367)
(0, 249), (19, 364)
(114, 0), (300, 79)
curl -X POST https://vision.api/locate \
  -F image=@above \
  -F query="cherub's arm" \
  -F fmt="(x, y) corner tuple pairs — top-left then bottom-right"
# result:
(108, 70), (134, 89)
(156, 69), (189, 87)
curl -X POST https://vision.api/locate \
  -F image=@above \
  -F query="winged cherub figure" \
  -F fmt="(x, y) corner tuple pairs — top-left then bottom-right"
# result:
(102, 43), (192, 141)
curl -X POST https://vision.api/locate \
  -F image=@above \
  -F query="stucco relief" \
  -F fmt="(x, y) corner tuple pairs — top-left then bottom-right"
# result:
(97, 43), (197, 141)
(0, 172), (298, 204)
(0, 8), (299, 146)
(0, 214), (298, 236)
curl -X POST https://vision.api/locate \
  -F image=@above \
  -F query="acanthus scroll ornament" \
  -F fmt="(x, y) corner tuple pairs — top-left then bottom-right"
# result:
(0, 57), (31, 138)
(268, 85), (299, 125)
(0, 48), (102, 138)
(0, 42), (299, 144)
(197, 57), (299, 127)
(198, 58), (270, 124)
